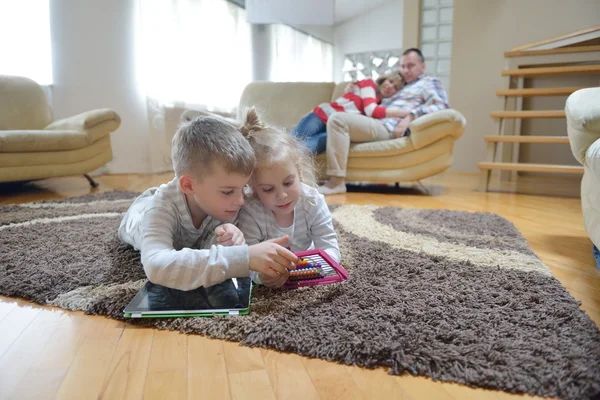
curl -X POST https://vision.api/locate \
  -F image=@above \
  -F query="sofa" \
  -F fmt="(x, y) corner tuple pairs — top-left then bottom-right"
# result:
(0, 75), (121, 187)
(183, 81), (466, 183)
(566, 87), (600, 259)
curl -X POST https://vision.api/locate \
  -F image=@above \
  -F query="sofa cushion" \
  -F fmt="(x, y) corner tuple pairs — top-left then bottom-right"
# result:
(331, 82), (348, 102)
(0, 75), (53, 130)
(238, 82), (335, 129)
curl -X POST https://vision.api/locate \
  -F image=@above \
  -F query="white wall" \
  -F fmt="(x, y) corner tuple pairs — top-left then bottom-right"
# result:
(50, 0), (150, 174)
(449, 0), (600, 172)
(292, 25), (334, 43)
(333, 0), (404, 82)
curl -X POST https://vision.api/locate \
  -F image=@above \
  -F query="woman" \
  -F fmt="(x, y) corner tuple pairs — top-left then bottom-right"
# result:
(290, 72), (406, 154)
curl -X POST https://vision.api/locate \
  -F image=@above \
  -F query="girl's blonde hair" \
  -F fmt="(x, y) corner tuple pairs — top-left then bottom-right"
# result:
(376, 71), (404, 91)
(239, 108), (317, 189)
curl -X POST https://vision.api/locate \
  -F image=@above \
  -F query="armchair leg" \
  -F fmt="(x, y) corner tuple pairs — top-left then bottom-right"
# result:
(84, 174), (99, 188)
(416, 180), (430, 195)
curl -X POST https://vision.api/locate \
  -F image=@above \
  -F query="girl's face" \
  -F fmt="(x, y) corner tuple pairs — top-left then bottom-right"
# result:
(379, 78), (400, 98)
(252, 159), (302, 221)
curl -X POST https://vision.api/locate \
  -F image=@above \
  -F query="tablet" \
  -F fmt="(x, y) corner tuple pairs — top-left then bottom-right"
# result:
(124, 277), (252, 318)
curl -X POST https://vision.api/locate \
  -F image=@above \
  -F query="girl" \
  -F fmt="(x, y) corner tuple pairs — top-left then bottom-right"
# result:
(290, 72), (406, 154)
(237, 109), (340, 288)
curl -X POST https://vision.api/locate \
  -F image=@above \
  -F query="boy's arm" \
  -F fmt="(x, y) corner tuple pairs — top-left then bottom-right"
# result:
(140, 207), (249, 291)
(236, 206), (264, 284)
(308, 195), (341, 263)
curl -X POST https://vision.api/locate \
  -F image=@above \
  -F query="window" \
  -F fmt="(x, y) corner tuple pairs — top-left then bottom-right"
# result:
(136, 0), (252, 112)
(269, 24), (333, 82)
(420, 0), (453, 92)
(0, 0), (53, 84)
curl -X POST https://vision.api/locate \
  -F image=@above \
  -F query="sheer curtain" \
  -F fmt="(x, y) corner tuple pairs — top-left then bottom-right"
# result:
(136, 0), (252, 172)
(269, 25), (333, 82)
(0, 0), (52, 84)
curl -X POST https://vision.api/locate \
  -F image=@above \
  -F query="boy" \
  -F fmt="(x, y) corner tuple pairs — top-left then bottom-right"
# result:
(118, 116), (298, 291)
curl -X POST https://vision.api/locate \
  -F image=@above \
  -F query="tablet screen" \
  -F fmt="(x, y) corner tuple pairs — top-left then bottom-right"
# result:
(124, 277), (252, 314)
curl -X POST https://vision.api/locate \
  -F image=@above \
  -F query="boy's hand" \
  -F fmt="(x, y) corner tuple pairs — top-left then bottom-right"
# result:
(248, 236), (298, 286)
(215, 224), (245, 246)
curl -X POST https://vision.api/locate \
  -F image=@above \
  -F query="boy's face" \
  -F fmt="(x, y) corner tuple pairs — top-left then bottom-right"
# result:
(185, 164), (250, 222)
(253, 159), (301, 220)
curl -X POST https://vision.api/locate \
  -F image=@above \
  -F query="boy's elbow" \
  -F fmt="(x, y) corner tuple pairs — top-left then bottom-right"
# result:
(142, 257), (160, 284)
(141, 251), (167, 285)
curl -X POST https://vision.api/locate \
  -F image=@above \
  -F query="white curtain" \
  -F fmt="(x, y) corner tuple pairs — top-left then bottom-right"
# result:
(136, 0), (251, 112)
(269, 24), (333, 82)
(135, 0), (252, 172)
(0, 0), (53, 85)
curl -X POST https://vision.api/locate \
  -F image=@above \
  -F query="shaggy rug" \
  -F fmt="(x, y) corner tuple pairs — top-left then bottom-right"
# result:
(1, 191), (599, 399)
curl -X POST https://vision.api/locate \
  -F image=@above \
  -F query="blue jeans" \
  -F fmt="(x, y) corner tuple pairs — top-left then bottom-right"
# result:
(593, 245), (600, 269)
(291, 112), (327, 154)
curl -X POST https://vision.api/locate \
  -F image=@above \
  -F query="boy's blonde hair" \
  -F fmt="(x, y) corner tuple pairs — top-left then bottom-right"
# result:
(239, 108), (317, 189)
(172, 115), (256, 180)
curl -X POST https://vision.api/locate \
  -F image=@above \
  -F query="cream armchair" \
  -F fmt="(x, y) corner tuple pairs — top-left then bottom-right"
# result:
(566, 87), (600, 264)
(0, 75), (121, 187)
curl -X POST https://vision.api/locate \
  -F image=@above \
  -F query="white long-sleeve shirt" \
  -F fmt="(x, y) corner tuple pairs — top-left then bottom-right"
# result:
(236, 183), (340, 263)
(117, 177), (249, 291)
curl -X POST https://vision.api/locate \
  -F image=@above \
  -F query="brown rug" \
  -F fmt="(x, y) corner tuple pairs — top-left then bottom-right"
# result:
(1, 191), (599, 399)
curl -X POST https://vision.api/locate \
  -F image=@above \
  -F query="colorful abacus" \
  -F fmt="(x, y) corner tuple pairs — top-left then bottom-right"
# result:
(284, 249), (349, 289)
(288, 258), (324, 281)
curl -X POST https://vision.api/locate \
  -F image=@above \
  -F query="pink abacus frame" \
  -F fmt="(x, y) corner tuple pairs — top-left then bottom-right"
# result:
(284, 249), (349, 289)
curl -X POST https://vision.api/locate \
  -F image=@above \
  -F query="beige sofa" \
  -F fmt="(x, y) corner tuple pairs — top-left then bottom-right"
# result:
(566, 87), (600, 258)
(183, 81), (466, 183)
(0, 75), (121, 187)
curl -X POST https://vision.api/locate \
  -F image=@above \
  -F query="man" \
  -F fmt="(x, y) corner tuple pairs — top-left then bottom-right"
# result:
(318, 48), (450, 195)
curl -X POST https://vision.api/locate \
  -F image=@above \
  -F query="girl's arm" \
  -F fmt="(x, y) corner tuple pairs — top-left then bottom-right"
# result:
(359, 79), (409, 119)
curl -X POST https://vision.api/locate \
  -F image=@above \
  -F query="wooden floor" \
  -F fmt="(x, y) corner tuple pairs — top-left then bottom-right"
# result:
(0, 172), (597, 400)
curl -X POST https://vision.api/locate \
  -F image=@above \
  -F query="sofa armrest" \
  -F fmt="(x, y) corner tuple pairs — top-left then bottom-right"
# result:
(45, 109), (121, 143)
(409, 109), (466, 150)
(46, 109), (121, 131)
(566, 88), (600, 167)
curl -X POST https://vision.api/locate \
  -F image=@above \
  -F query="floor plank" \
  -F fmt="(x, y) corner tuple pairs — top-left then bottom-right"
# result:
(11, 310), (104, 400)
(98, 325), (155, 400)
(0, 302), (41, 360)
(187, 335), (231, 400)
(55, 318), (125, 400)
(261, 349), (320, 400)
(302, 357), (365, 400)
(143, 330), (187, 400)
(0, 307), (66, 399)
